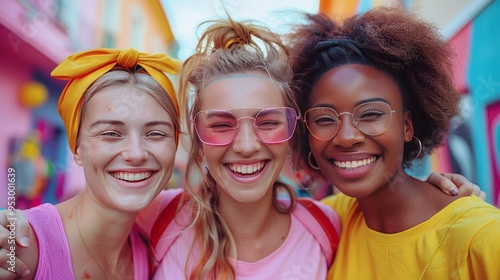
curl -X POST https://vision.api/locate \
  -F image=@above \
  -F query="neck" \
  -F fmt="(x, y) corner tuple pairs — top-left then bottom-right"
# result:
(57, 191), (138, 278)
(357, 171), (456, 233)
(218, 191), (290, 262)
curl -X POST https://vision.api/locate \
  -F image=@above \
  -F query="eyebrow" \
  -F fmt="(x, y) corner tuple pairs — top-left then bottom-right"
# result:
(90, 120), (124, 128)
(312, 97), (389, 110)
(90, 120), (173, 129)
(204, 109), (266, 119)
(204, 110), (233, 118)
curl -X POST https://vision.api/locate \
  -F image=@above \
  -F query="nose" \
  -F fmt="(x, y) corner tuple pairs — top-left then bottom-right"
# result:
(331, 114), (365, 148)
(231, 120), (261, 155)
(122, 136), (148, 163)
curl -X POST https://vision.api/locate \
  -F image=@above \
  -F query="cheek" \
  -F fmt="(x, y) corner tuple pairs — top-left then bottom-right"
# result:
(79, 139), (118, 166)
(277, 143), (290, 159)
(162, 150), (177, 169)
(309, 136), (326, 154)
(203, 146), (224, 169)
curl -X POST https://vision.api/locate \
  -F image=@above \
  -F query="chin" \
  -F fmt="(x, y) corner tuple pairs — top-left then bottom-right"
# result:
(116, 196), (153, 212)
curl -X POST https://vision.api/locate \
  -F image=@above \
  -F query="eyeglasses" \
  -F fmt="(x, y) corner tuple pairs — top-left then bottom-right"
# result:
(193, 107), (299, 146)
(304, 101), (396, 141)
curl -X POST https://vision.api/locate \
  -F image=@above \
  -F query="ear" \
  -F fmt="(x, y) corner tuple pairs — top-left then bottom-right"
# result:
(403, 111), (414, 142)
(73, 146), (83, 166)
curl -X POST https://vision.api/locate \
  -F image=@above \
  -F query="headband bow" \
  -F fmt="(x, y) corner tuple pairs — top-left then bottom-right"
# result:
(52, 48), (182, 153)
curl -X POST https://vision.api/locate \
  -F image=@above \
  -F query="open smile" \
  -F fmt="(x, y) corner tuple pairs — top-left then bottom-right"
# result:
(227, 161), (266, 176)
(333, 156), (377, 169)
(110, 171), (154, 182)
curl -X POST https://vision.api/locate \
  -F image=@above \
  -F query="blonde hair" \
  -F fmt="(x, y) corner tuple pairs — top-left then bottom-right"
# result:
(178, 17), (299, 279)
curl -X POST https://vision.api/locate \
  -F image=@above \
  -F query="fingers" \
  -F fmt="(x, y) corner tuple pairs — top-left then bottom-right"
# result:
(428, 172), (486, 199)
(427, 172), (459, 196)
(0, 247), (31, 279)
(472, 184), (487, 201)
(0, 213), (11, 250)
(478, 190), (487, 201)
(0, 210), (32, 279)
(13, 210), (30, 247)
(0, 210), (30, 248)
(453, 174), (481, 198)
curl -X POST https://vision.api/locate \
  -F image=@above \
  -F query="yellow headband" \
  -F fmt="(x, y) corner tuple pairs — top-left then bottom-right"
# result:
(52, 48), (181, 153)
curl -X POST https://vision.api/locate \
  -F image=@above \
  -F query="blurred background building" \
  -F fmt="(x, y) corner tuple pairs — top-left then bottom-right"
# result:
(1, 0), (499, 208)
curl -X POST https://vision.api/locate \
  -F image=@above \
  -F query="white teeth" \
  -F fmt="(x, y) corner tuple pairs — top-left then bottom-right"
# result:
(228, 162), (264, 175)
(334, 156), (376, 169)
(112, 172), (152, 181)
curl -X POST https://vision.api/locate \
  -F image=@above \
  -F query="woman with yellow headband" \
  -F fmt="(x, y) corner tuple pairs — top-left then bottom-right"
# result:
(1, 48), (181, 279)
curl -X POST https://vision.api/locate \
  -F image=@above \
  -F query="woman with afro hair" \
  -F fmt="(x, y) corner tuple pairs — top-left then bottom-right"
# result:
(288, 6), (500, 279)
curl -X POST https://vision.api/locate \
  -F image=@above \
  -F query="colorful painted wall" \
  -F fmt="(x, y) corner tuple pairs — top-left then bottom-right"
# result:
(320, 0), (500, 206)
(466, 0), (500, 206)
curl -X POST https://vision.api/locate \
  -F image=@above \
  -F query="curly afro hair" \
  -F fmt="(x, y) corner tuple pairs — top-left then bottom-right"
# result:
(287, 6), (461, 171)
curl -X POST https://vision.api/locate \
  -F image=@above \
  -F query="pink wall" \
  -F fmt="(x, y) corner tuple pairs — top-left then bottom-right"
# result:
(0, 0), (96, 207)
(0, 46), (32, 207)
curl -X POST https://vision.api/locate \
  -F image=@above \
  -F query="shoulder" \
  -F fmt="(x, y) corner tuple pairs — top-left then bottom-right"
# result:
(452, 196), (500, 220)
(321, 193), (358, 219)
(136, 188), (185, 236)
(446, 197), (500, 247)
(456, 198), (500, 275)
(458, 197), (500, 232)
(295, 198), (341, 235)
(149, 188), (185, 211)
(320, 193), (355, 208)
(25, 203), (56, 216)
(24, 203), (73, 280)
(293, 198), (341, 266)
(297, 198), (339, 222)
(25, 203), (62, 231)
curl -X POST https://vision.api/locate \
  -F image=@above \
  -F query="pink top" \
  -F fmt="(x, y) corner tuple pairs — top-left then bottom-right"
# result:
(25, 203), (149, 280)
(137, 189), (341, 279)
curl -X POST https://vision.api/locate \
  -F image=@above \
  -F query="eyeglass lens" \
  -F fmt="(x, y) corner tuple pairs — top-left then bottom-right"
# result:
(194, 107), (298, 146)
(304, 101), (394, 141)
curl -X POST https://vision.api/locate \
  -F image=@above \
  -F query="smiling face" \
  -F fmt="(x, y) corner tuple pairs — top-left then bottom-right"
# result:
(74, 84), (177, 212)
(198, 74), (291, 204)
(308, 64), (413, 198)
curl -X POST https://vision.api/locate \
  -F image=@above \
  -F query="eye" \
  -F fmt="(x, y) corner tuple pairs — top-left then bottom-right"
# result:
(358, 109), (385, 121)
(100, 131), (121, 137)
(204, 116), (237, 132)
(256, 118), (281, 130)
(312, 114), (339, 126)
(208, 121), (236, 130)
(146, 131), (168, 138)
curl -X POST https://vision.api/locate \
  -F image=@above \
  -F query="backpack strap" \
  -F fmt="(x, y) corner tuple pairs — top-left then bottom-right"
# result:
(150, 190), (186, 249)
(149, 190), (189, 274)
(295, 198), (340, 266)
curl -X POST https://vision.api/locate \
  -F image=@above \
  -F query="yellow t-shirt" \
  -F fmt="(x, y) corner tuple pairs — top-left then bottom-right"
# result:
(322, 194), (500, 279)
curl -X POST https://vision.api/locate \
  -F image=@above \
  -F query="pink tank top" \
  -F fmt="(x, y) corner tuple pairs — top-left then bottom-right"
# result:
(26, 203), (149, 279)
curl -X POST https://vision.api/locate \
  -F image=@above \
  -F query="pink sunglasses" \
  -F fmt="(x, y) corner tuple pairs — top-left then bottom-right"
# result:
(193, 107), (299, 146)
